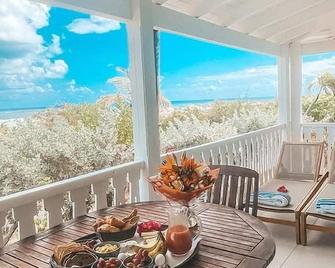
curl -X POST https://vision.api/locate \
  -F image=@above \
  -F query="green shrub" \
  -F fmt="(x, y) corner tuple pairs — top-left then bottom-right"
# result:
(303, 94), (335, 122)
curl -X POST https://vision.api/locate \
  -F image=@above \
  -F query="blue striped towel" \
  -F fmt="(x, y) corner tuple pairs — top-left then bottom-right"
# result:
(316, 198), (335, 214)
(254, 192), (291, 207)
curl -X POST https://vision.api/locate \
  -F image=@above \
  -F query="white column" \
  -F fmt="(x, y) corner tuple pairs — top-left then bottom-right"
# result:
(288, 42), (303, 142)
(278, 44), (290, 129)
(127, 0), (160, 201)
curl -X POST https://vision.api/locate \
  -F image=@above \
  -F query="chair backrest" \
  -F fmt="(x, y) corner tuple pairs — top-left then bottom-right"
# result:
(208, 165), (259, 216)
(274, 142), (324, 181)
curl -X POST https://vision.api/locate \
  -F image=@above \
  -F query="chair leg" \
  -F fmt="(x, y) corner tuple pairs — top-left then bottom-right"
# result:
(301, 213), (307, 246)
(295, 212), (301, 244)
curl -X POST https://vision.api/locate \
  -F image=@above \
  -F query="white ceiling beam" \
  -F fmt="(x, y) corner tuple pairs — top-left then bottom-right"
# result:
(302, 33), (335, 43)
(302, 39), (335, 54)
(269, 10), (335, 44)
(232, 0), (323, 34)
(252, 0), (335, 40)
(189, 0), (230, 18)
(269, 21), (314, 44)
(152, 4), (280, 55)
(31, 0), (131, 21)
(161, 0), (190, 14)
(153, 0), (169, 5)
(218, 0), (277, 28)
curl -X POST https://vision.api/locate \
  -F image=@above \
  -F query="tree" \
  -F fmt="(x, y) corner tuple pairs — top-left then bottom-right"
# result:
(305, 72), (335, 115)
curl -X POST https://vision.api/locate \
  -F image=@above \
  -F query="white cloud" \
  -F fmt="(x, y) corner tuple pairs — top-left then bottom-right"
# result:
(67, 15), (120, 34)
(163, 64), (279, 101)
(164, 55), (335, 101)
(48, 34), (62, 56)
(303, 56), (335, 78)
(67, 79), (93, 94)
(0, 0), (68, 93)
(197, 65), (277, 83)
(45, 59), (68, 78)
(0, 0), (49, 58)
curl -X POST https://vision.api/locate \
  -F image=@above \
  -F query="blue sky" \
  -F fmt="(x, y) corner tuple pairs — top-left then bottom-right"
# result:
(0, 1), (335, 110)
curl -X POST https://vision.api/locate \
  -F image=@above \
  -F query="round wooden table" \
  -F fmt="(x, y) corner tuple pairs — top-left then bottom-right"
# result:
(0, 201), (275, 268)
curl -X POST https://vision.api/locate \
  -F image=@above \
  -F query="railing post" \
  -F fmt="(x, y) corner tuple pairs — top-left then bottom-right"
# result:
(288, 42), (303, 142)
(127, 0), (160, 201)
(278, 44), (289, 137)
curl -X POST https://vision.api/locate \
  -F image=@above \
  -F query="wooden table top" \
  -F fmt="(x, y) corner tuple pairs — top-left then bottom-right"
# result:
(0, 201), (275, 268)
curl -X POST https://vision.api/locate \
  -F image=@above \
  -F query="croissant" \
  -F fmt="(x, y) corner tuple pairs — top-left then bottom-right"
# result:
(97, 224), (120, 233)
(93, 218), (105, 231)
(104, 217), (126, 228)
(122, 209), (138, 222)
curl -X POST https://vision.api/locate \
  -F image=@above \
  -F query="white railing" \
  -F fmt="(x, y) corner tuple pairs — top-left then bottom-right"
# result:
(162, 124), (287, 186)
(0, 160), (145, 246)
(0, 124), (287, 246)
(302, 123), (335, 169)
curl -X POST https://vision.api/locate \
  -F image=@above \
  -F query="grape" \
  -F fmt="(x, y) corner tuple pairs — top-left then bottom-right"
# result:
(125, 250), (149, 268)
(142, 250), (148, 258)
(133, 258), (140, 266)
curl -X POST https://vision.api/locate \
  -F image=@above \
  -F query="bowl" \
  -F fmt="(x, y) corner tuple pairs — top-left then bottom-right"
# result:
(93, 241), (121, 259)
(49, 251), (98, 268)
(98, 224), (137, 242)
(122, 255), (153, 268)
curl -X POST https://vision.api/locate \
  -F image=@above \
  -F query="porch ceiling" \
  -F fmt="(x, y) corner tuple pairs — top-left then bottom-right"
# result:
(153, 0), (335, 46)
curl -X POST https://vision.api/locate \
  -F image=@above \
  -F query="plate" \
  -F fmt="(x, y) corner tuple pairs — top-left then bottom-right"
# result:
(113, 231), (201, 268)
(51, 231), (200, 268)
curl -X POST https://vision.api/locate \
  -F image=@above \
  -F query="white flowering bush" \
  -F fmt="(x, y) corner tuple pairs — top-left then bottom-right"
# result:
(0, 103), (133, 195)
(159, 101), (278, 152)
(160, 115), (238, 152)
(227, 104), (278, 134)
(0, 99), (280, 195)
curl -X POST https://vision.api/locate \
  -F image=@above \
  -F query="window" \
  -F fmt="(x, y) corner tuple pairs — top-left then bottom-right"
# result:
(156, 31), (278, 153)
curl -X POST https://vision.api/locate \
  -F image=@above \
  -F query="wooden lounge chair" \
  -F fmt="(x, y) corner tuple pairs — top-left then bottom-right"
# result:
(257, 142), (326, 244)
(300, 146), (335, 245)
(208, 165), (259, 216)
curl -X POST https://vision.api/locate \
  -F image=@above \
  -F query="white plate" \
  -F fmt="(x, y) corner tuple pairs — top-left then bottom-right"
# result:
(119, 233), (201, 268)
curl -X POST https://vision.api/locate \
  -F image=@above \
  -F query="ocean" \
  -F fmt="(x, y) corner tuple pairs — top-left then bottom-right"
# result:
(0, 107), (49, 120)
(170, 96), (275, 107)
(0, 97), (275, 120)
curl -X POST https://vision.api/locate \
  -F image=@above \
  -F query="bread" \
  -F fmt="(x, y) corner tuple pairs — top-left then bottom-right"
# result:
(53, 242), (85, 265)
(104, 217), (126, 229)
(93, 209), (139, 233)
(93, 218), (105, 231)
(97, 224), (120, 233)
(122, 209), (138, 222)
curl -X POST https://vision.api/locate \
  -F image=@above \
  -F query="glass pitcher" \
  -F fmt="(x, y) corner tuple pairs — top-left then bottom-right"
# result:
(165, 206), (193, 256)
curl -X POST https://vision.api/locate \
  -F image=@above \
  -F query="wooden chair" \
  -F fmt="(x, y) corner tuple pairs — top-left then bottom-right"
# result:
(208, 165), (259, 216)
(257, 142), (326, 244)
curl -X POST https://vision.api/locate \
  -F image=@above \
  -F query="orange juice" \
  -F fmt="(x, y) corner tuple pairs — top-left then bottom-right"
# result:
(166, 224), (192, 256)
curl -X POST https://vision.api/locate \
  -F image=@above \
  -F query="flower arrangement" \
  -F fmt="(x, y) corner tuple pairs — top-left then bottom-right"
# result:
(148, 153), (220, 206)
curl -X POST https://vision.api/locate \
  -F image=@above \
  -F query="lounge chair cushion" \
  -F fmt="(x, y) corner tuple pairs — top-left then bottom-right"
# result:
(258, 179), (315, 211)
(306, 183), (335, 218)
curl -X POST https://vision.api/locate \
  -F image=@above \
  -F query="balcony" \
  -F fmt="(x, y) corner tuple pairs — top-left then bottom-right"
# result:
(1, 123), (335, 267)
(1, 0), (335, 267)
